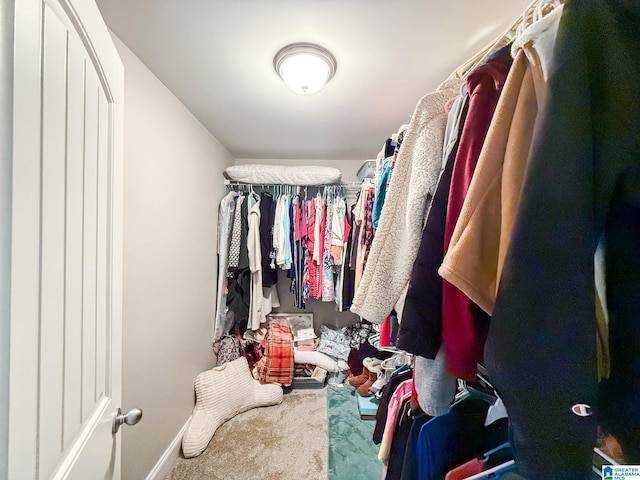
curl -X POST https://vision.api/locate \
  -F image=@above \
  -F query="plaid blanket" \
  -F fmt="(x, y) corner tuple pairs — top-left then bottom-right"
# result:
(256, 321), (294, 386)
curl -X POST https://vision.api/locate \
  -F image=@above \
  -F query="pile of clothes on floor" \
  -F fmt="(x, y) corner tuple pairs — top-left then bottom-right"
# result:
(212, 318), (373, 388)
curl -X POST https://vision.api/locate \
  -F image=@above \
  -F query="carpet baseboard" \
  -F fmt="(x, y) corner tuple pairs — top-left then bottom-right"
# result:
(145, 416), (191, 480)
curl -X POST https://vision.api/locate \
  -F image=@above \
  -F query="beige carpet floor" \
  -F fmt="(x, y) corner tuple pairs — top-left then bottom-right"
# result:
(165, 388), (328, 480)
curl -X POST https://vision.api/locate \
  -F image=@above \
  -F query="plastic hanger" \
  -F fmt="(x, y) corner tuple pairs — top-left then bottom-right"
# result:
(463, 460), (515, 480)
(391, 364), (411, 377)
(381, 351), (413, 371)
(451, 381), (496, 408)
(250, 184), (261, 203)
(482, 442), (513, 469)
(534, 0), (562, 23)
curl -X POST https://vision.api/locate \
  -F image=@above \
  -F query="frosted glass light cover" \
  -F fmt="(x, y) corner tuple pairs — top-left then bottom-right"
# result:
(279, 53), (331, 94)
(274, 43), (337, 95)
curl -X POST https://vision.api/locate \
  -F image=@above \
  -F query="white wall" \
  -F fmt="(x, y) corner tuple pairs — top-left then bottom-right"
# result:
(0, 0), (13, 477)
(272, 271), (359, 331)
(234, 157), (366, 182)
(112, 35), (235, 480)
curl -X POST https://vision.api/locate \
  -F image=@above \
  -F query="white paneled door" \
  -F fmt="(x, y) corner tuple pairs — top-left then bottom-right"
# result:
(9, 0), (124, 478)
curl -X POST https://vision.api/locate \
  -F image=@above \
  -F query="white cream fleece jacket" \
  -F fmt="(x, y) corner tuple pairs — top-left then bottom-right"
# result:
(351, 79), (462, 323)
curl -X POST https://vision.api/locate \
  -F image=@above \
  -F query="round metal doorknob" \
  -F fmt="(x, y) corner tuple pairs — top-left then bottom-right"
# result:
(112, 407), (143, 434)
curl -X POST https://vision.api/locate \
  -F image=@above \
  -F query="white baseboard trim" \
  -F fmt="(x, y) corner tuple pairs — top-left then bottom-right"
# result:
(145, 416), (190, 480)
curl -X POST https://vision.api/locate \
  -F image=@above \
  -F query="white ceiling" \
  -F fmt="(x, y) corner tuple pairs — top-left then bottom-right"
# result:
(96, 0), (532, 161)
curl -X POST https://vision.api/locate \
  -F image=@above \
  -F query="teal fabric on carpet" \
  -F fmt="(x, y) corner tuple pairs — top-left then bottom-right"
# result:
(327, 384), (382, 480)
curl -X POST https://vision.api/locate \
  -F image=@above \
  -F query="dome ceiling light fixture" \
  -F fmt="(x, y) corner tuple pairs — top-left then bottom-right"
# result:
(274, 42), (337, 95)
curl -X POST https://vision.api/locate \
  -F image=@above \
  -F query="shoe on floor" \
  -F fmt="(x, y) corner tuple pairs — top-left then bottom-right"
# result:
(348, 367), (370, 388)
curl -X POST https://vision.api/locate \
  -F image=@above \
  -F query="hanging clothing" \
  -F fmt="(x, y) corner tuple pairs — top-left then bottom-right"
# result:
(316, 195), (326, 298)
(397, 92), (469, 359)
(351, 78), (462, 323)
(373, 369), (414, 443)
(322, 187), (335, 302)
(291, 194), (305, 309)
(301, 199), (311, 305)
(349, 197), (361, 273)
(218, 184), (360, 324)
(287, 195), (295, 282)
(438, 6), (563, 317)
(361, 187), (376, 270)
(413, 347), (457, 417)
(334, 211), (351, 310)
(379, 316), (391, 347)
(486, 0), (640, 477)
(214, 191), (238, 341)
(340, 207), (356, 310)
(440, 46), (512, 381)
(353, 185), (368, 290)
(238, 196), (249, 270)
(282, 194), (292, 270)
(259, 191), (277, 287)
(226, 267), (250, 332)
(227, 197), (250, 331)
(330, 195), (346, 265)
(261, 284), (280, 318)
(372, 159), (393, 229)
(415, 398), (491, 480)
(247, 193), (263, 330)
(400, 414), (433, 480)
(314, 193), (323, 262)
(273, 194), (285, 268)
(227, 195), (245, 275)
(308, 197), (320, 299)
(385, 398), (415, 480)
(379, 379), (413, 464)
(316, 194), (326, 298)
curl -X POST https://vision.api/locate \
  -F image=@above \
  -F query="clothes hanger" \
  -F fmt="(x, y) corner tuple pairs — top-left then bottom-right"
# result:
(381, 351), (413, 371)
(392, 364), (411, 377)
(463, 460), (516, 480)
(482, 442), (513, 469)
(533, 0), (562, 23)
(447, 0), (542, 80)
(516, 7), (532, 39)
(518, 0), (563, 41)
(476, 370), (495, 392)
(451, 380), (496, 408)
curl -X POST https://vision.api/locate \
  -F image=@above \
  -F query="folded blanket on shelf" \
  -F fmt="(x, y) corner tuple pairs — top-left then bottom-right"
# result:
(225, 164), (342, 186)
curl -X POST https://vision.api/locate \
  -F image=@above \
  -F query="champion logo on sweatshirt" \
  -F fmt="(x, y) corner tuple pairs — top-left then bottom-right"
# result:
(571, 404), (593, 417)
